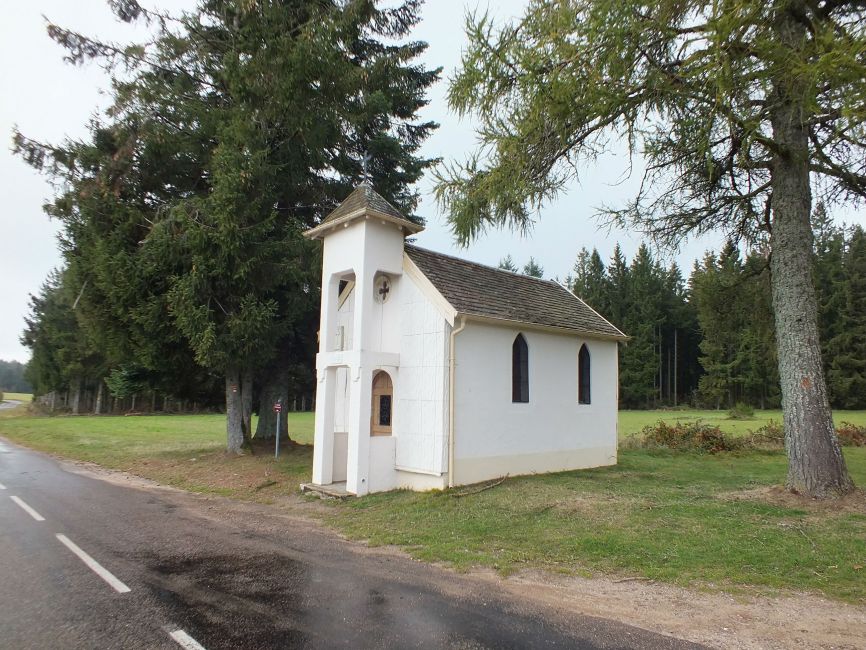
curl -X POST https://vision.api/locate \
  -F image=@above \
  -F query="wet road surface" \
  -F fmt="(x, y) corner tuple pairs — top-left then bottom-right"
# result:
(0, 437), (704, 649)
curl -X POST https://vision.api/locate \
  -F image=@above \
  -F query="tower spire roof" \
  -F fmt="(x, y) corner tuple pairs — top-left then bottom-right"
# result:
(304, 184), (424, 239)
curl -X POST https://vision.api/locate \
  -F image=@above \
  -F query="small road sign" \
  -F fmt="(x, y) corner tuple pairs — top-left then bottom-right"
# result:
(274, 400), (283, 459)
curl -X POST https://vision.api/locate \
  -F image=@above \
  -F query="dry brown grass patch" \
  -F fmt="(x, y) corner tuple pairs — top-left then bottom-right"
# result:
(717, 485), (866, 515)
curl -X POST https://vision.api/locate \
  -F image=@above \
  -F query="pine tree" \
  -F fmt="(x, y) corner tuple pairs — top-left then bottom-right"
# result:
(826, 227), (866, 408)
(606, 244), (629, 328)
(619, 244), (663, 408)
(571, 248), (609, 318)
(522, 257), (544, 278)
(498, 255), (518, 272)
(812, 202), (848, 406)
(693, 246), (743, 408)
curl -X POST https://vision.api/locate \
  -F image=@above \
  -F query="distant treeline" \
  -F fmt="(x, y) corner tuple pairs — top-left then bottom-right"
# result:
(0, 360), (31, 393)
(567, 204), (866, 410)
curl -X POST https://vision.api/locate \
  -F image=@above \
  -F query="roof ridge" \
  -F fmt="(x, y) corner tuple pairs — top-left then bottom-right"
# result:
(404, 244), (559, 287)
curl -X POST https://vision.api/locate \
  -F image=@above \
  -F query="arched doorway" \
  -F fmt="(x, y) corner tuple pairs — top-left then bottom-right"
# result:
(371, 371), (393, 436)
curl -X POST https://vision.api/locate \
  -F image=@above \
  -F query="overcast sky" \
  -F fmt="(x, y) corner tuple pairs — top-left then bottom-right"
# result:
(2, 1), (862, 364)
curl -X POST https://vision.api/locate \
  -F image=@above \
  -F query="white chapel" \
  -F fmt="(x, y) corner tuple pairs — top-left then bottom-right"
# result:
(302, 184), (626, 496)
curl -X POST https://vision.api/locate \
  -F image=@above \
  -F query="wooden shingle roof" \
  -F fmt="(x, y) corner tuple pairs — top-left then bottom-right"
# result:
(405, 245), (627, 340)
(304, 184), (423, 239)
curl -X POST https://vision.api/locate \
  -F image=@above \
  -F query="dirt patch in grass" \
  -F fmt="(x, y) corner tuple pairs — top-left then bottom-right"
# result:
(496, 569), (866, 650)
(128, 445), (314, 502)
(718, 485), (866, 516)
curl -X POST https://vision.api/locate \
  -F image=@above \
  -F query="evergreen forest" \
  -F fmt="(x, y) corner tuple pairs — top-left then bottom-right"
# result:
(567, 204), (866, 410)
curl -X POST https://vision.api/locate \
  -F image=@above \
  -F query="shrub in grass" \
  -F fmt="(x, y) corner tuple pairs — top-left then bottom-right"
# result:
(633, 420), (742, 453)
(727, 402), (755, 419)
(836, 422), (866, 447)
(746, 420), (785, 448)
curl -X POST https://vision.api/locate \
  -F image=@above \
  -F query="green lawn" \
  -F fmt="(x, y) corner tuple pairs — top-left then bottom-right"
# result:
(0, 411), (314, 462)
(1, 392), (32, 403)
(0, 411), (315, 498)
(1, 407), (864, 602)
(619, 409), (866, 438)
(330, 449), (866, 602)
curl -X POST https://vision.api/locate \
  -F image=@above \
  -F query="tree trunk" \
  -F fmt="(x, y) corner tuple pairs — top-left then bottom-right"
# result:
(769, 4), (853, 497)
(151, 391), (156, 413)
(241, 369), (253, 446)
(131, 393), (137, 412)
(226, 368), (244, 454)
(673, 328), (678, 407)
(70, 378), (82, 415)
(255, 368), (291, 441)
(94, 381), (103, 415)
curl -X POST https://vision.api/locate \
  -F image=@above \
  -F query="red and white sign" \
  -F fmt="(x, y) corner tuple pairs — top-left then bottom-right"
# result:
(273, 402), (283, 413)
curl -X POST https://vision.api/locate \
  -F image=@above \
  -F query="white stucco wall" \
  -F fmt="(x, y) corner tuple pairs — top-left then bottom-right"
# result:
(333, 290), (354, 434)
(392, 273), (450, 476)
(452, 322), (618, 485)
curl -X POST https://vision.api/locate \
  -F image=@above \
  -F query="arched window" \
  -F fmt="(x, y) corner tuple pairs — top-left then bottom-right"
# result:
(371, 371), (393, 436)
(578, 344), (591, 404)
(512, 334), (529, 403)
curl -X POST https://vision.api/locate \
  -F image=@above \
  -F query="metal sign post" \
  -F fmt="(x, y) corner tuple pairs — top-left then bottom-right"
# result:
(274, 399), (283, 459)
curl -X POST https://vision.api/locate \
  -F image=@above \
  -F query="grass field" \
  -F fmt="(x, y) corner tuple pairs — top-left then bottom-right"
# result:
(1, 392), (33, 403)
(619, 409), (866, 437)
(0, 410), (315, 497)
(330, 448), (866, 602)
(1, 407), (864, 602)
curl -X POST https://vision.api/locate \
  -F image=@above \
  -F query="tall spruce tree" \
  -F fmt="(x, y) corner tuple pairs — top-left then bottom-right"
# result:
(17, 0), (439, 451)
(620, 245), (664, 407)
(21, 271), (107, 413)
(498, 255), (519, 272)
(570, 248), (609, 317)
(825, 227), (866, 408)
(522, 257), (544, 278)
(436, 0), (865, 496)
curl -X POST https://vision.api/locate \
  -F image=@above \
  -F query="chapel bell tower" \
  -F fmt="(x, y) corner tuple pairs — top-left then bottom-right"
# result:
(303, 183), (423, 495)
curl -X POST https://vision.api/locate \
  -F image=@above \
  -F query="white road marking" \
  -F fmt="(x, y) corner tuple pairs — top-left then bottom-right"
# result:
(0, 481), (6, 489)
(10, 495), (45, 521)
(168, 628), (207, 650)
(55, 534), (131, 594)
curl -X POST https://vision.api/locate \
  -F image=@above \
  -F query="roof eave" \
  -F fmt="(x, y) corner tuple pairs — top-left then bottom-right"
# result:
(458, 312), (630, 342)
(552, 279), (629, 340)
(303, 208), (424, 240)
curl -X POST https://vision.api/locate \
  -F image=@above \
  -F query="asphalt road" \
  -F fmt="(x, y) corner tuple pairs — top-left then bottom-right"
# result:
(0, 438), (704, 649)
(0, 399), (23, 410)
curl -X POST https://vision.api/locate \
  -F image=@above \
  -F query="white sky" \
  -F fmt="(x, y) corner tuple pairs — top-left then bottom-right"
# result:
(1, 1), (862, 363)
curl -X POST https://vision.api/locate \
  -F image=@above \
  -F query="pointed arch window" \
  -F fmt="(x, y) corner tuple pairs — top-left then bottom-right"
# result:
(371, 371), (393, 436)
(578, 344), (591, 404)
(512, 334), (529, 403)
